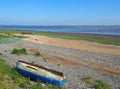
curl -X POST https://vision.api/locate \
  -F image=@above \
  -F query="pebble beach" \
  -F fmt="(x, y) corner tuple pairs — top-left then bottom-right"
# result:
(0, 37), (120, 89)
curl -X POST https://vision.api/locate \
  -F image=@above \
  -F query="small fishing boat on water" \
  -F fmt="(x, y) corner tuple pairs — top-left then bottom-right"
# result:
(15, 61), (67, 85)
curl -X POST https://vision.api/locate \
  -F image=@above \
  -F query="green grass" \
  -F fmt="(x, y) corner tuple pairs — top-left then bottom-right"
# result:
(34, 51), (47, 62)
(83, 75), (94, 84)
(0, 53), (3, 55)
(14, 35), (28, 38)
(5, 50), (7, 52)
(35, 51), (41, 56)
(0, 31), (27, 39)
(93, 80), (111, 89)
(11, 48), (28, 55)
(0, 59), (63, 89)
(0, 33), (15, 39)
(83, 76), (111, 89)
(0, 33), (10, 39)
(0, 31), (27, 43)
(31, 61), (35, 64)
(0, 59), (29, 89)
(0, 29), (120, 45)
(0, 29), (25, 34)
(57, 64), (61, 66)
(102, 73), (114, 77)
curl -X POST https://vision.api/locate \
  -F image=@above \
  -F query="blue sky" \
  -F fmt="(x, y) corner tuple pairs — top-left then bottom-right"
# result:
(0, 0), (120, 25)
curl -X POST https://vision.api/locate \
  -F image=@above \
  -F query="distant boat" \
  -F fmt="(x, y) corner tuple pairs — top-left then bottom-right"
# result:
(15, 61), (67, 85)
(21, 32), (32, 34)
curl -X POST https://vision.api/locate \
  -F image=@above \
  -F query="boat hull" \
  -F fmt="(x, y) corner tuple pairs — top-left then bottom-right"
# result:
(15, 61), (67, 86)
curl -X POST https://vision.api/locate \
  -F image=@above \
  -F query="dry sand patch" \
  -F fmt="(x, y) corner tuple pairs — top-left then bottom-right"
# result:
(16, 34), (120, 55)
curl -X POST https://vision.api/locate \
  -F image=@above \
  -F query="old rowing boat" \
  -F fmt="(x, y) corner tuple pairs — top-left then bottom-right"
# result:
(15, 60), (67, 85)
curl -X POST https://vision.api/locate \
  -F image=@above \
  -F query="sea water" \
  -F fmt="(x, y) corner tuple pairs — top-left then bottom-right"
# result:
(0, 26), (120, 35)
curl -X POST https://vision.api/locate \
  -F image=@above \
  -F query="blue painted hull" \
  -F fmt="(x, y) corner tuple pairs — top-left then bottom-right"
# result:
(16, 67), (67, 86)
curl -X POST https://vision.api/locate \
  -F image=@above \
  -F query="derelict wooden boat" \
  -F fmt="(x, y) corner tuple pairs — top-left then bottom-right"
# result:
(15, 61), (67, 85)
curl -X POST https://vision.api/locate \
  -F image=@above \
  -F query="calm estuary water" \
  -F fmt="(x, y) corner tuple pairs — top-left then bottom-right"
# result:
(0, 26), (120, 35)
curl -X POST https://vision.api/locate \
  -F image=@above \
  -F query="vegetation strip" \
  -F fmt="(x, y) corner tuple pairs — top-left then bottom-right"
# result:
(83, 76), (111, 89)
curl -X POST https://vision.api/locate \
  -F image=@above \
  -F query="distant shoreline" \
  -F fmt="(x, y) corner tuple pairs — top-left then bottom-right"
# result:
(0, 29), (120, 45)
(0, 25), (120, 35)
(0, 25), (120, 27)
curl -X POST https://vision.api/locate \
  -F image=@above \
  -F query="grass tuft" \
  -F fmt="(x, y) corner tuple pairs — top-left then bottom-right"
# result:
(93, 80), (111, 89)
(11, 48), (28, 55)
(83, 75), (94, 84)
(0, 53), (3, 55)
(57, 64), (61, 66)
(31, 61), (35, 64)
(35, 51), (41, 56)
(83, 76), (111, 89)
(34, 51), (47, 62)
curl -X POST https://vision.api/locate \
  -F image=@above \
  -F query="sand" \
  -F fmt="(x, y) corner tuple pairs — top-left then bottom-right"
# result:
(16, 34), (120, 55)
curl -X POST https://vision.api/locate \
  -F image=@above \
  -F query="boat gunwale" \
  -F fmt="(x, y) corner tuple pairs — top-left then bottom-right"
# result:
(17, 60), (64, 77)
